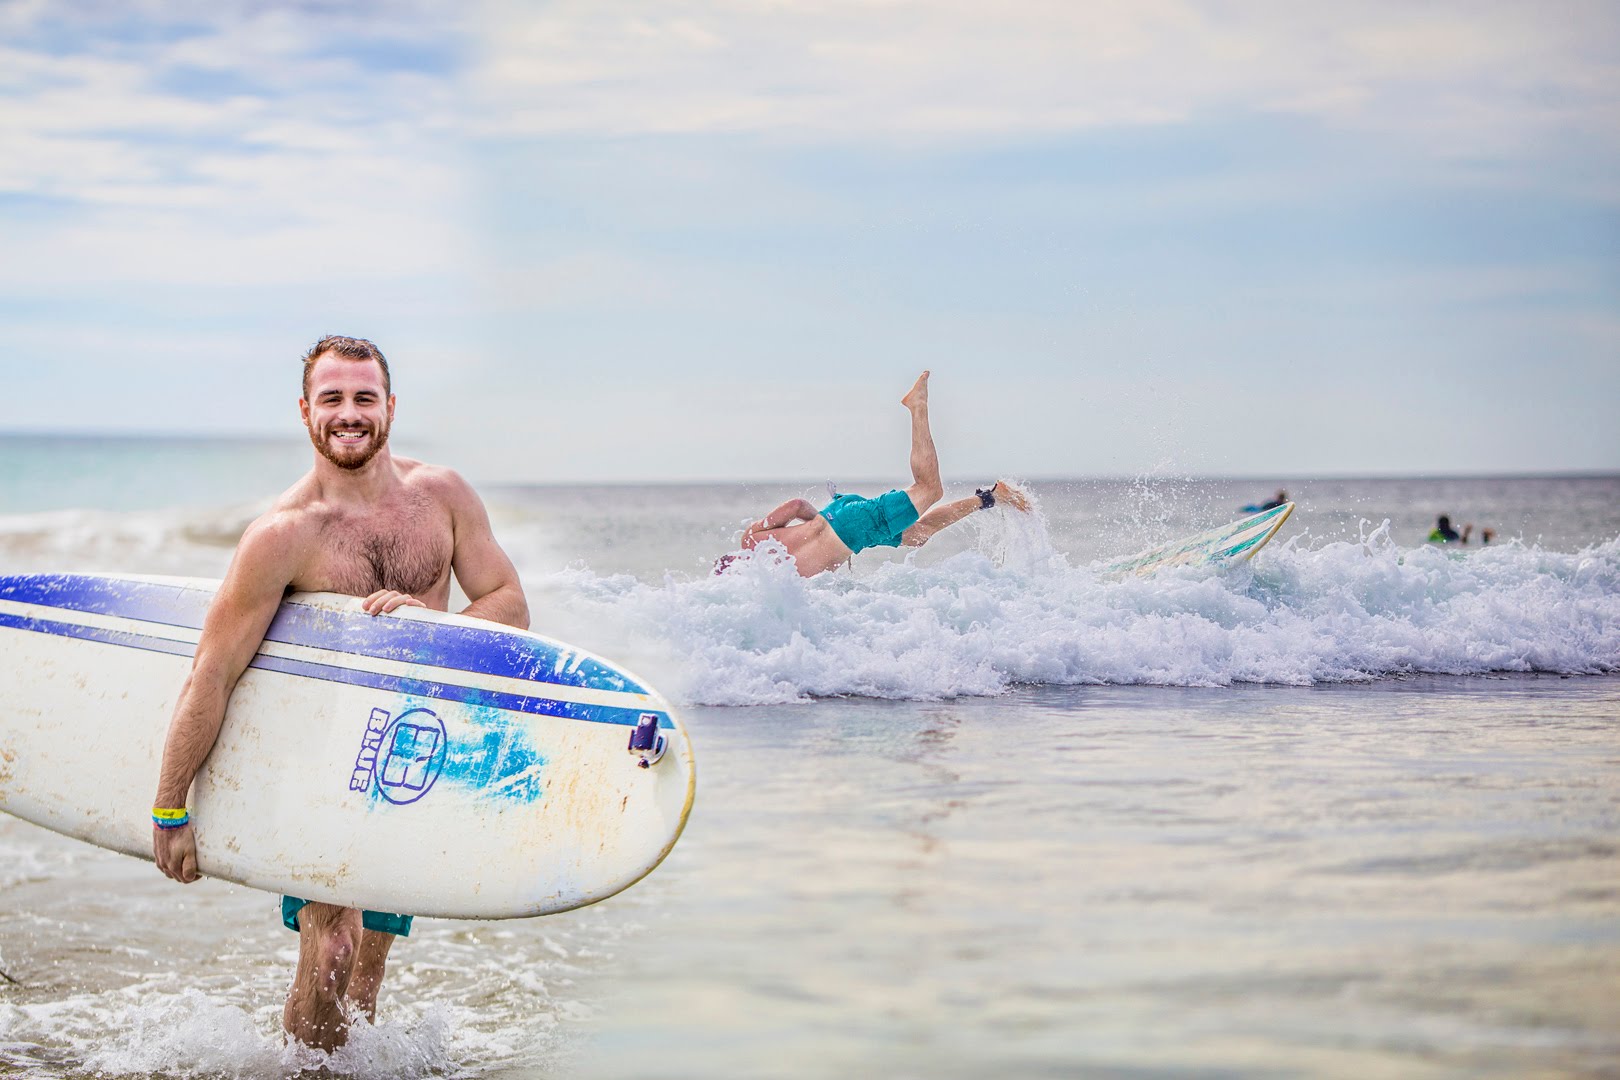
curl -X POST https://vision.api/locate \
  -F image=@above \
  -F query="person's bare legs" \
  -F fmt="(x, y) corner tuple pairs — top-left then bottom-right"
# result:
(344, 928), (397, 1023)
(900, 372), (943, 515)
(284, 902), (362, 1051)
(901, 481), (1030, 548)
(282, 906), (399, 1050)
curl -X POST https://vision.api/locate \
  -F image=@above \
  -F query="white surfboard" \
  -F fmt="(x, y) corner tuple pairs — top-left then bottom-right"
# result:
(1102, 503), (1295, 578)
(0, 573), (695, 920)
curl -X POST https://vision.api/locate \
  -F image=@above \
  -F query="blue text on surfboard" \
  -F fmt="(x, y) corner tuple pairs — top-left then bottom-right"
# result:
(351, 708), (393, 792)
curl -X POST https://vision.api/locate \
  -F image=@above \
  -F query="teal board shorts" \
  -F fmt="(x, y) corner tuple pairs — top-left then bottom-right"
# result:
(820, 490), (921, 554)
(282, 895), (413, 938)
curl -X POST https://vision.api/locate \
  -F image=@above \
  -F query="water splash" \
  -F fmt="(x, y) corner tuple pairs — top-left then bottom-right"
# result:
(528, 524), (1620, 705)
(964, 479), (1062, 575)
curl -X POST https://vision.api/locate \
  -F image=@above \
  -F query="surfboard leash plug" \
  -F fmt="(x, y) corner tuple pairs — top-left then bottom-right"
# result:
(628, 713), (667, 769)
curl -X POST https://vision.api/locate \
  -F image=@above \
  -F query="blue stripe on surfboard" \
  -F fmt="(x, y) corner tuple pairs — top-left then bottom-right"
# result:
(0, 573), (647, 695)
(246, 651), (662, 728)
(0, 610), (196, 660)
(0, 611), (671, 729)
(1215, 531), (1271, 560)
(0, 574), (205, 627)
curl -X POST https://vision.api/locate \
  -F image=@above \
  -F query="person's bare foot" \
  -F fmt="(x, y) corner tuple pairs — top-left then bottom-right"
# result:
(992, 481), (1030, 512)
(901, 370), (930, 411)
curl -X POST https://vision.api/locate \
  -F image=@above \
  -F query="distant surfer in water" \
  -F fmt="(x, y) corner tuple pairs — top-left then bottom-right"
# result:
(1429, 515), (1469, 544)
(150, 336), (529, 1052)
(722, 371), (1031, 577)
(1428, 514), (1495, 545)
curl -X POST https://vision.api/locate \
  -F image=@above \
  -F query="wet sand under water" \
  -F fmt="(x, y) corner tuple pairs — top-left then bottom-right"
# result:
(3, 674), (1618, 1078)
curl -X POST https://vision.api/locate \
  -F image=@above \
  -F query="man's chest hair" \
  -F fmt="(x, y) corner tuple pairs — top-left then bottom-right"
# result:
(311, 495), (452, 597)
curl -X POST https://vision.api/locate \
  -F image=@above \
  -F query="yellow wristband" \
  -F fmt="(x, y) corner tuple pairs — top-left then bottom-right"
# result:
(152, 807), (189, 821)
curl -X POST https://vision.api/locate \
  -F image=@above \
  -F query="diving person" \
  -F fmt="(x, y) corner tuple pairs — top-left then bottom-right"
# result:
(727, 372), (1030, 577)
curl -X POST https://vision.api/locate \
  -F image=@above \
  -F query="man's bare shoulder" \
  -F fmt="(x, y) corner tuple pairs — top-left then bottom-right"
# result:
(256, 472), (330, 521)
(238, 475), (334, 556)
(237, 505), (321, 561)
(396, 457), (481, 508)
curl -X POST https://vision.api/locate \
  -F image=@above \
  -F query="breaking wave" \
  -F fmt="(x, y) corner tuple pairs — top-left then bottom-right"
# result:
(527, 518), (1620, 706)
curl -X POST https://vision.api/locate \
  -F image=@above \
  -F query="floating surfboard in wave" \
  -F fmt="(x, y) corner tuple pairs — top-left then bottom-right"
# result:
(1102, 503), (1295, 579)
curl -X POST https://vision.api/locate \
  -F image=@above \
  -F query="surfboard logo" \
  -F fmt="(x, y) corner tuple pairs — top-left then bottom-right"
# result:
(350, 706), (449, 805)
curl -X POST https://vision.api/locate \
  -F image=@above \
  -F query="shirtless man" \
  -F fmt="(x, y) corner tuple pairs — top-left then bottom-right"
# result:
(150, 336), (528, 1051)
(734, 372), (1029, 577)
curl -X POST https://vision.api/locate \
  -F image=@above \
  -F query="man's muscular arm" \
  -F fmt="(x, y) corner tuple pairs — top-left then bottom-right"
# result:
(442, 470), (528, 630)
(744, 499), (819, 541)
(152, 515), (304, 883)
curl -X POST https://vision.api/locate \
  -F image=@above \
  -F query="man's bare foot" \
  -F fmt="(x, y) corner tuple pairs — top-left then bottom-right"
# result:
(992, 481), (1030, 512)
(901, 370), (930, 411)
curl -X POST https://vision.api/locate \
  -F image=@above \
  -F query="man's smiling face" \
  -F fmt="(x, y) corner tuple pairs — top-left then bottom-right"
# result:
(300, 353), (395, 471)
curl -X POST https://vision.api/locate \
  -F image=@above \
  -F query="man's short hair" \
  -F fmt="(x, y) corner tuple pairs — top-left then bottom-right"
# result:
(301, 336), (392, 399)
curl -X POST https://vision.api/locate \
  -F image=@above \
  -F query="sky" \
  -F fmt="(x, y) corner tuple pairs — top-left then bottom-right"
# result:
(2, 0), (1617, 483)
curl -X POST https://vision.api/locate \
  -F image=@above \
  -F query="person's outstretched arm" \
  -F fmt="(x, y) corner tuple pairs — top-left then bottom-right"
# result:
(745, 498), (820, 538)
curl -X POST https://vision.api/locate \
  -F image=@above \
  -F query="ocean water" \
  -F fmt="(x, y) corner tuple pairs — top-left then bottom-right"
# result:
(1, 437), (1617, 1078)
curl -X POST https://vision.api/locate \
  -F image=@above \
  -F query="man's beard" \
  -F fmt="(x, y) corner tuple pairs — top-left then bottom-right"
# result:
(310, 421), (390, 471)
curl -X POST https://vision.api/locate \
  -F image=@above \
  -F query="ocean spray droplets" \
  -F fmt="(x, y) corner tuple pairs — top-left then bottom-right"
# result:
(0, 918), (600, 1078)
(530, 521), (1620, 705)
(965, 480), (1062, 575)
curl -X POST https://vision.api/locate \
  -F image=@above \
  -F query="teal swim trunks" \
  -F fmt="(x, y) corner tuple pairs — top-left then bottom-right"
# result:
(820, 490), (921, 554)
(282, 895), (413, 938)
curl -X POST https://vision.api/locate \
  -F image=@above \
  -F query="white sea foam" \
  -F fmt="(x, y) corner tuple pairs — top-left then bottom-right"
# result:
(0, 986), (460, 1079)
(0, 952), (582, 1078)
(527, 517), (1620, 706)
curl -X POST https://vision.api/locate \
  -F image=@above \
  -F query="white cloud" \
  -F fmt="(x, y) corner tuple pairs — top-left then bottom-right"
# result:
(472, 0), (1620, 159)
(0, 4), (470, 287)
(6, 0), (1615, 274)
